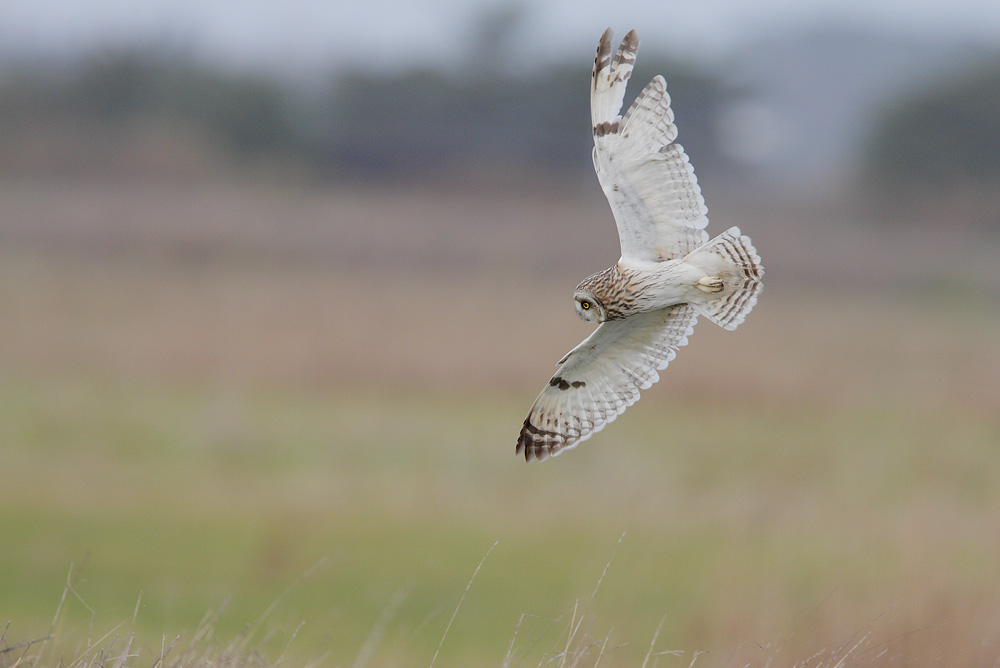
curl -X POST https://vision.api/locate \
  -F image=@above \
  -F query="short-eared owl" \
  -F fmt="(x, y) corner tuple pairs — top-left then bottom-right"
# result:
(516, 28), (763, 462)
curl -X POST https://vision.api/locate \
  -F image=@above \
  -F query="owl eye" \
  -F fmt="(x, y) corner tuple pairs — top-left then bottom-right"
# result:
(581, 301), (591, 310)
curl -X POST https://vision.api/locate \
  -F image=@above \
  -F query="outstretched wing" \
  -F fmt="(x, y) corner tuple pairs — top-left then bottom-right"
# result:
(591, 28), (709, 263)
(516, 305), (698, 461)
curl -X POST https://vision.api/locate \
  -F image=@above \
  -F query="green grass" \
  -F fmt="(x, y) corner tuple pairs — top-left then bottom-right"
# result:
(3, 371), (1000, 667)
(3, 182), (1000, 666)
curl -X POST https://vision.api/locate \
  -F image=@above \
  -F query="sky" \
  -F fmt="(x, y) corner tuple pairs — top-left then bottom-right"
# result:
(2, 0), (999, 74)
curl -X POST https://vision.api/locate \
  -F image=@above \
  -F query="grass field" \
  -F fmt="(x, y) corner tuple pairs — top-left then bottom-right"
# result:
(2, 179), (1000, 667)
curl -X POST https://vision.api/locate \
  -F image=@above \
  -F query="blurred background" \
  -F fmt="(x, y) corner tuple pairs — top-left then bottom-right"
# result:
(2, 1), (999, 667)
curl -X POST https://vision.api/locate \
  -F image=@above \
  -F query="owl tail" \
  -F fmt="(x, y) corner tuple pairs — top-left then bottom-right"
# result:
(684, 227), (763, 331)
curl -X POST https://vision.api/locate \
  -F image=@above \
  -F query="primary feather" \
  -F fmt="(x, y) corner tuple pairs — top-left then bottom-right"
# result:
(516, 305), (698, 462)
(591, 29), (709, 262)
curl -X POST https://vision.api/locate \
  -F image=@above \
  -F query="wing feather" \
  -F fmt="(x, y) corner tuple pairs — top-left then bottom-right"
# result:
(515, 305), (698, 461)
(591, 31), (709, 262)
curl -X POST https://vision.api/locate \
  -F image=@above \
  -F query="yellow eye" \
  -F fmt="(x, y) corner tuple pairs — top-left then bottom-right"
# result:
(581, 301), (591, 310)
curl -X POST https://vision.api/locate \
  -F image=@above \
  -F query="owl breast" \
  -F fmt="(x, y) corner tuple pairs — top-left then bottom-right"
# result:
(575, 260), (700, 321)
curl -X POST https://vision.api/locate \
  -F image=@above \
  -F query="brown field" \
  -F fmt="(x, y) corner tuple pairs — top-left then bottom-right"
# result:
(4, 178), (998, 399)
(2, 176), (1000, 667)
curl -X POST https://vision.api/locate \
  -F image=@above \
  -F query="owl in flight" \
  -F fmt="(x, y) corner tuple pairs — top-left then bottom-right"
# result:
(516, 28), (763, 462)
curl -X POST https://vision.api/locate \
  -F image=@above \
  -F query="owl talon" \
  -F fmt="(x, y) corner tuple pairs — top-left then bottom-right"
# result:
(696, 276), (724, 293)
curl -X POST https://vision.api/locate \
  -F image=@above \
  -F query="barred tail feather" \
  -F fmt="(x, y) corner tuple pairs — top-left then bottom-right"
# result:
(685, 227), (763, 331)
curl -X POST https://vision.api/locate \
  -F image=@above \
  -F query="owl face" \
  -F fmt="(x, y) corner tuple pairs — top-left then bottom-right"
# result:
(574, 291), (605, 323)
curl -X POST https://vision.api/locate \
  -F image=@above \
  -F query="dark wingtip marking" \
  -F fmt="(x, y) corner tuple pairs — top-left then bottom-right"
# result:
(593, 120), (620, 137)
(516, 417), (558, 462)
(612, 30), (639, 71)
(547, 376), (586, 391)
(594, 28), (613, 83)
(549, 376), (571, 390)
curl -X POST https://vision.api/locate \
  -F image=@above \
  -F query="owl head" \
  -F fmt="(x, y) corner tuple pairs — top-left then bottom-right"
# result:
(573, 290), (605, 323)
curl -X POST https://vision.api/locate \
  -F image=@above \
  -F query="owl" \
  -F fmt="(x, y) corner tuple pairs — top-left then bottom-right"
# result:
(516, 28), (763, 462)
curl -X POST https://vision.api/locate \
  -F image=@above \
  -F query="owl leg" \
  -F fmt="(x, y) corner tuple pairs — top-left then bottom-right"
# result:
(696, 276), (724, 293)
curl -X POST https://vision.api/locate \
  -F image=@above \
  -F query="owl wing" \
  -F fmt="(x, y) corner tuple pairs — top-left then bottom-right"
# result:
(591, 28), (709, 263)
(516, 304), (698, 461)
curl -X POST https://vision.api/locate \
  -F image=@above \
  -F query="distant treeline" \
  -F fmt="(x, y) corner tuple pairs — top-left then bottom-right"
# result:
(0, 52), (307, 177)
(1, 47), (999, 196)
(0, 49), (724, 182)
(861, 62), (1000, 192)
